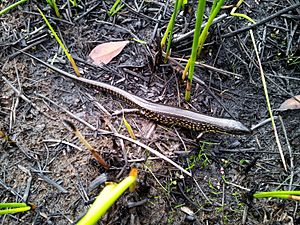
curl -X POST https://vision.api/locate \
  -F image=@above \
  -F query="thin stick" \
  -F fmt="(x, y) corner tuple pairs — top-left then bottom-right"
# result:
(249, 30), (287, 171)
(279, 115), (294, 190)
(42, 139), (83, 151)
(111, 131), (192, 176)
(173, 14), (227, 43)
(223, 3), (300, 38)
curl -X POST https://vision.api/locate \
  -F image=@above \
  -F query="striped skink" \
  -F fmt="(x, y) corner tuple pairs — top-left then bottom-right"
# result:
(25, 53), (251, 135)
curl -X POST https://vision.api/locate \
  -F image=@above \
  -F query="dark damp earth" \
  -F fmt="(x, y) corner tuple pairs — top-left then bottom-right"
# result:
(0, 1), (299, 224)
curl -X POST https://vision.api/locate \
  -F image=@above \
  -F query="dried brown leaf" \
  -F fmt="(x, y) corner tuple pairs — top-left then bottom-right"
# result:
(89, 40), (129, 65)
(278, 95), (300, 112)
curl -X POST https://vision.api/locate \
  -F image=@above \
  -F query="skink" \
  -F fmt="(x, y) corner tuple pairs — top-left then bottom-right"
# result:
(25, 53), (251, 135)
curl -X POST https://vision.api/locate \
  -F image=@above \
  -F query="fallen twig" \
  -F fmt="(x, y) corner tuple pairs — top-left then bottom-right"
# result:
(223, 3), (300, 38)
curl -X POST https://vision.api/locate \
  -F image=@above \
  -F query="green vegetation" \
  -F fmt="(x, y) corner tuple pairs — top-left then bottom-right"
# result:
(0, 202), (32, 215)
(161, 0), (225, 100)
(253, 190), (300, 200)
(182, 0), (225, 101)
(186, 142), (211, 170)
(37, 8), (80, 77)
(288, 56), (300, 65)
(108, 0), (124, 17)
(230, 0), (255, 24)
(69, 0), (77, 7)
(46, 0), (60, 17)
(161, 0), (186, 62)
(164, 178), (177, 194)
(0, 0), (28, 16)
(77, 168), (138, 225)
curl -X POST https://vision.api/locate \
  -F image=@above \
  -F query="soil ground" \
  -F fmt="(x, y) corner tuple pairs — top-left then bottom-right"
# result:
(0, 0), (300, 224)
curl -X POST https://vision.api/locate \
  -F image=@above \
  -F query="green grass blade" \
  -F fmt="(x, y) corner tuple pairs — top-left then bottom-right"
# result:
(254, 191), (300, 198)
(197, 0), (224, 55)
(210, 0), (218, 12)
(183, 0), (206, 101)
(0, 206), (31, 215)
(0, 0), (28, 16)
(184, 0), (225, 101)
(165, 0), (183, 60)
(110, 4), (124, 17)
(0, 202), (27, 208)
(108, 0), (122, 16)
(161, 0), (183, 59)
(46, 0), (60, 17)
(69, 0), (77, 7)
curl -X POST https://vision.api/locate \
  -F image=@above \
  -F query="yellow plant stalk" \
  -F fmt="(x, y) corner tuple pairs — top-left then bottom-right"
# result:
(77, 168), (138, 225)
(37, 8), (80, 76)
(230, 0), (255, 24)
(123, 116), (136, 140)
